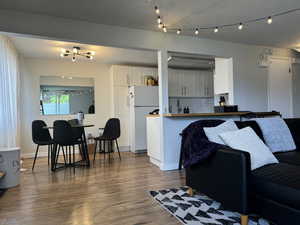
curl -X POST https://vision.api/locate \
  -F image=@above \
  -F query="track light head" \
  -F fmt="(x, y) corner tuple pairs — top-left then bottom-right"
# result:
(154, 6), (160, 14)
(238, 23), (243, 30)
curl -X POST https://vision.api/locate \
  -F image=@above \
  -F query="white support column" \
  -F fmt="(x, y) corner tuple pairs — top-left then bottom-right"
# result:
(157, 49), (169, 170)
(158, 50), (169, 114)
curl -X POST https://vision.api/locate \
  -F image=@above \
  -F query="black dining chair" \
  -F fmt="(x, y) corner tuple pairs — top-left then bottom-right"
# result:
(94, 118), (121, 162)
(68, 119), (85, 158)
(32, 120), (55, 170)
(53, 120), (83, 172)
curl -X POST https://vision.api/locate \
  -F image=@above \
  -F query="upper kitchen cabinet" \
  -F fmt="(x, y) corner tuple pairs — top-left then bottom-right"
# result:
(214, 58), (233, 95)
(111, 65), (130, 87)
(111, 65), (158, 87)
(168, 68), (214, 98)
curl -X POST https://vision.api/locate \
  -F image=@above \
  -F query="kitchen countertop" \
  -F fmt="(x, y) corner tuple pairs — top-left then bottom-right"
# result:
(146, 111), (281, 118)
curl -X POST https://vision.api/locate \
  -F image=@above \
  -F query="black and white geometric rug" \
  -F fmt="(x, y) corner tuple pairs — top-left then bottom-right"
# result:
(149, 187), (273, 225)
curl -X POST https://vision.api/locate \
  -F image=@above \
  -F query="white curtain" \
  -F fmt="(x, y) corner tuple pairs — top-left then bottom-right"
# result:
(0, 35), (20, 148)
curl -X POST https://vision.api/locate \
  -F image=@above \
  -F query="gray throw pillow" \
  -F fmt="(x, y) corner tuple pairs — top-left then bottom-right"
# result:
(204, 120), (239, 144)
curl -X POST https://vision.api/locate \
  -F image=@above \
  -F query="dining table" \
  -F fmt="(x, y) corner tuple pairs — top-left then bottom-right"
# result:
(43, 124), (94, 171)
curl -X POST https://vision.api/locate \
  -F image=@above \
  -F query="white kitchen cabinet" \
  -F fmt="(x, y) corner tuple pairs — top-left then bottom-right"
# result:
(112, 65), (158, 87)
(179, 70), (196, 97)
(203, 71), (214, 97)
(147, 116), (161, 168)
(111, 65), (130, 87)
(214, 58), (233, 95)
(168, 69), (213, 98)
(168, 69), (180, 97)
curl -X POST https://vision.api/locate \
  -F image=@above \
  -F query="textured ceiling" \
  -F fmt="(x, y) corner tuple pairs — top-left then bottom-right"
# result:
(1, 0), (300, 48)
(7, 34), (157, 65)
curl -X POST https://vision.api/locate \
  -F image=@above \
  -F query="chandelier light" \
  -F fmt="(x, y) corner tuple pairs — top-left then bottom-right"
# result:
(60, 46), (95, 62)
(152, 5), (300, 36)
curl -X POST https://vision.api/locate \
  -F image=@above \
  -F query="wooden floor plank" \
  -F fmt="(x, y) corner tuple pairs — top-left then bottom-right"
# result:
(0, 152), (185, 225)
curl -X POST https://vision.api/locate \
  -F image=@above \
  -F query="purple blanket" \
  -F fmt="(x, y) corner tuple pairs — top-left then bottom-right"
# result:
(181, 119), (229, 168)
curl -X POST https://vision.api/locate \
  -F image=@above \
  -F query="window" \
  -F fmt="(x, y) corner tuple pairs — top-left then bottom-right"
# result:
(40, 85), (94, 115)
(40, 87), (70, 115)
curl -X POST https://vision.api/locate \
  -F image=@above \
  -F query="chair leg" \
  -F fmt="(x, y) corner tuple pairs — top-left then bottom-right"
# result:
(116, 139), (121, 160)
(47, 145), (50, 165)
(73, 145), (75, 174)
(241, 215), (248, 225)
(61, 147), (67, 165)
(103, 141), (106, 162)
(108, 141), (112, 162)
(32, 145), (40, 171)
(69, 146), (71, 165)
(93, 140), (98, 162)
(55, 146), (61, 167)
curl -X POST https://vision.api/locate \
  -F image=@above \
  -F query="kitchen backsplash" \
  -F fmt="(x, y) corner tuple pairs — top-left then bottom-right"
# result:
(169, 97), (214, 113)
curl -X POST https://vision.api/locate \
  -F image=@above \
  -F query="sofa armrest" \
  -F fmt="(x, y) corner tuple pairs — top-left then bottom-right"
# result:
(186, 148), (251, 214)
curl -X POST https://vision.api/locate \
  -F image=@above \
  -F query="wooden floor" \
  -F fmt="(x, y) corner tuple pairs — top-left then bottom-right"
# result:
(0, 152), (185, 225)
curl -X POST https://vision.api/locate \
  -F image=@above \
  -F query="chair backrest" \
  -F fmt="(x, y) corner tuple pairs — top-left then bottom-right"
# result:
(67, 119), (83, 139)
(102, 118), (121, 140)
(32, 120), (52, 144)
(53, 120), (76, 146)
(68, 119), (79, 126)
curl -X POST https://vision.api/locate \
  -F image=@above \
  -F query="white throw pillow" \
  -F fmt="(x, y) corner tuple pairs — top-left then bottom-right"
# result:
(204, 120), (239, 144)
(219, 127), (279, 170)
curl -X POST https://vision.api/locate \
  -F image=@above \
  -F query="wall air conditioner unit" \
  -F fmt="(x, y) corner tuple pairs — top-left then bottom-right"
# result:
(258, 53), (270, 68)
(258, 48), (273, 68)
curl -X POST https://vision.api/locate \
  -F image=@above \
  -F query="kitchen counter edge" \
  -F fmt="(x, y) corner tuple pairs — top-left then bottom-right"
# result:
(146, 111), (280, 118)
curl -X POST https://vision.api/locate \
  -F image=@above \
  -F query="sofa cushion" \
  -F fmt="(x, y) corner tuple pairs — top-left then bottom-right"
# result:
(204, 120), (238, 145)
(275, 151), (300, 166)
(219, 127), (278, 170)
(251, 163), (300, 209)
(284, 118), (300, 149)
(254, 118), (296, 153)
(235, 120), (265, 142)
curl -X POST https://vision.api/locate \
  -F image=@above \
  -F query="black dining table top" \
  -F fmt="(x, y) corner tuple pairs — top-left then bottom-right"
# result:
(43, 124), (94, 129)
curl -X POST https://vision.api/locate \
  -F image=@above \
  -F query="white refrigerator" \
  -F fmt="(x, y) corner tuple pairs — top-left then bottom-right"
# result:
(129, 86), (159, 153)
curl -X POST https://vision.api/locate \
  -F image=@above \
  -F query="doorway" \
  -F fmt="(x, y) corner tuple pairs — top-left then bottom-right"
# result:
(268, 57), (293, 118)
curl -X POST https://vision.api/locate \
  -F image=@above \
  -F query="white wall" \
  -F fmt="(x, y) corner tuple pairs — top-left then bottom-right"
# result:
(1, 10), (299, 113)
(2, 10), (300, 169)
(20, 58), (112, 157)
(292, 63), (300, 117)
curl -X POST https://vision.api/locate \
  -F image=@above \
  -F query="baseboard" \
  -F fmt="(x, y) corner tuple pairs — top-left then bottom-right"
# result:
(149, 157), (161, 168)
(119, 146), (130, 152)
(22, 146), (130, 159)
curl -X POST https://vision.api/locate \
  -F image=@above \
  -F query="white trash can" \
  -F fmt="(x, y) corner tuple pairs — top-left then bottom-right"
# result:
(0, 147), (20, 188)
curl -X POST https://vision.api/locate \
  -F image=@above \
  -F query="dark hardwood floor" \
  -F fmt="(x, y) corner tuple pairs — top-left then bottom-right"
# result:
(0, 152), (185, 225)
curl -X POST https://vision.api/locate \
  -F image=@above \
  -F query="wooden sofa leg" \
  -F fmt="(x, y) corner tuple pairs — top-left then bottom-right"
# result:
(187, 187), (194, 196)
(241, 214), (248, 225)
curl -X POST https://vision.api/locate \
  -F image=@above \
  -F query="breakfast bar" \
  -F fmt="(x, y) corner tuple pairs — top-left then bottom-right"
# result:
(146, 111), (280, 170)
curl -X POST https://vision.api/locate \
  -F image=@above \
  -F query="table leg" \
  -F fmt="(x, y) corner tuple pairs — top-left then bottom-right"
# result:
(81, 129), (90, 167)
(51, 143), (58, 171)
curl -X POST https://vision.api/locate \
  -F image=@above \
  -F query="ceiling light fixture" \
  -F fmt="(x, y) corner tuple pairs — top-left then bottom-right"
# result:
(150, 4), (300, 35)
(60, 46), (95, 62)
(294, 48), (300, 52)
(154, 6), (160, 14)
(157, 16), (161, 24)
(267, 16), (273, 24)
(238, 23), (243, 30)
(163, 25), (167, 32)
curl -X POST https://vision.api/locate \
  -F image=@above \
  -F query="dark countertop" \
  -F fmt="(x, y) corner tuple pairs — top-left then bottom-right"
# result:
(147, 111), (281, 118)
